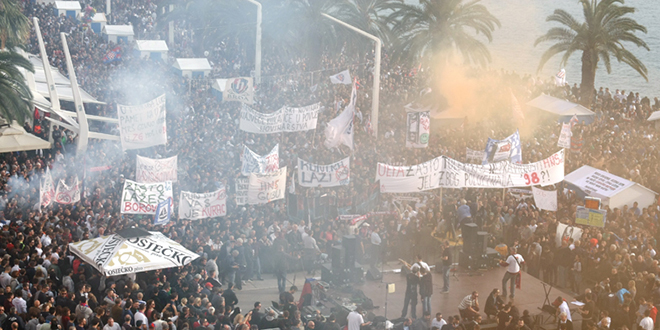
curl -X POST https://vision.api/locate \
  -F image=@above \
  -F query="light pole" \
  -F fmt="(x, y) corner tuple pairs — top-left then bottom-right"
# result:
(322, 13), (381, 136)
(244, 0), (261, 85)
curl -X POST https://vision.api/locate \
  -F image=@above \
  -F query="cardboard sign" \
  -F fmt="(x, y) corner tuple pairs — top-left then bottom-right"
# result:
(575, 206), (607, 227)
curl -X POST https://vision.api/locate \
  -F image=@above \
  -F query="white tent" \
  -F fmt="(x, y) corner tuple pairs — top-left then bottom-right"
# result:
(69, 228), (199, 276)
(0, 122), (51, 153)
(211, 79), (227, 99)
(527, 94), (596, 124)
(103, 25), (134, 44)
(648, 111), (660, 130)
(90, 13), (107, 33)
(564, 165), (657, 210)
(54, 1), (81, 18)
(173, 58), (212, 78)
(134, 40), (169, 61)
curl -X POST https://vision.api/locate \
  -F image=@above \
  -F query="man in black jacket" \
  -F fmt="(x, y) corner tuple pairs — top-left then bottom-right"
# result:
(401, 265), (420, 319)
(221, 283), (238, 309)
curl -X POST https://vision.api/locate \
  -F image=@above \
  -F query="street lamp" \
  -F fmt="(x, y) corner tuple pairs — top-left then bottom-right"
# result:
(244, 0), (262, 85)
(322, 13), (381, 136)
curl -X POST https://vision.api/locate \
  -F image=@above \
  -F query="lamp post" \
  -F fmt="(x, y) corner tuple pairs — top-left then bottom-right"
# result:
(322, 13), (381, 136)
(244, 0), (262, 85)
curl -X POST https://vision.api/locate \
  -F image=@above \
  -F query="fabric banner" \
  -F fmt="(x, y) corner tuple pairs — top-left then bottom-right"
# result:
(117, 94), (167, 151)
(572, 168), (634, 198)
(298, 157), (350, 188)
(555, 222), (582, 247)
(483, 130), (522, 164)
(241, 144), (279, 175)
(247, 167), (287, 204)
(55, 177), (81, 204)
(466, 148), (486, 162)
(235, 177), (248, 205)
(377, 149), (565, 193)
(179, 188), (227, 220)
(532, 186), (557, 211)
(329, 69), (351, 85)
(121, 180), (173, 214)
(136, 155), (178, 183)
(557, 123), (572, 148)
(405, 111), (430, 148)
(325, 81), (356, 150)
(239, 103), (320, 134)
(40, 168), (55, 208)
(153, 197), (172, 226)
(575, 206), (607, 228)
(223, 77), (254, 104)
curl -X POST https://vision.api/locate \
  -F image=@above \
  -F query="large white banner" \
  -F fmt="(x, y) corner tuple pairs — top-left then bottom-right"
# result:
(483, 130), (522, 164)
(235, 177), (248, 205)
(179, 188), (227, 220)
(572, 168), (634, 198)
(55, 177), (81, 205)
(239, 103), (320, 134)
(466, 148), (486, 162)
(557, 123), (572, 149)
(247, 167), (287, 204)
(298, 157), (350, 188)
(117, 94), (167, 151)
(241, 145), (279, 175)
(223, 77), (254, 104)
(532, 186), (557, 211)
(136, 155), (178, 183)
(555, 222), (582, 247)
(40, 168), (55, 208)
(405, 111), (430, 148)
(121, 180), (173, 214)
(377, 149), (565, 193)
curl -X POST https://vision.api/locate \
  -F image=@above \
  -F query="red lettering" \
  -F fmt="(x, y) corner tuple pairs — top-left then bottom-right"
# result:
(378, 165), (387, 177)
(396, 168), (404, 177)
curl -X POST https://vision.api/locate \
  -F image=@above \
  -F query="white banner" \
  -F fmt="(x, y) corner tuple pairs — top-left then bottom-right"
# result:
(557, 123), (572, 148)
(329, 69), (351, 85)
(235, 177), (248, 206)
(241, 144), (279, 176)
(121, 180), (173, 214)
(247, 167), (287, 204)
(239, 103), (320, 134)
(466, 148), (486, 162)
(117, 94), (167, 151)
(377, 149), (565, 193)
(405, 111), (430, 148)
(555, 222), (582, 247)
(325, 81), (356, 150)
(298, 157), (350, 188)
(223, 77), (254, 104)
(136, 155), (178, 183)
(532, 186), (557, 211)
(572, 168), (634, 198)
(40, 168), (55, 208)
(179, 188), (227, 220)
(55, 177), (81, 205)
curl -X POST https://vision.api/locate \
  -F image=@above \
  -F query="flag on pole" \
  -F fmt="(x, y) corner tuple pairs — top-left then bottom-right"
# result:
(555, 69), (566, 86)
(324, 80), (356, 149)
(103, 46), (122, 63)
(329, 69), (352, 85)
(569, 114), (579, 128)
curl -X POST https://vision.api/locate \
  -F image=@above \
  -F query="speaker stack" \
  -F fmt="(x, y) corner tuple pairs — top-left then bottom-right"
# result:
(460, 223), (489, 270)
(321, 235), (364, 284)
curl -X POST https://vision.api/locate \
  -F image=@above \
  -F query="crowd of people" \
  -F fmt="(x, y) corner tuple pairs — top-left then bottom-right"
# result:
(1, 1), (660, 330)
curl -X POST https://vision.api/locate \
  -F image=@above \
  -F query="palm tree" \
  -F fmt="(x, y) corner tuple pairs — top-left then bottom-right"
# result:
(0, 0), (30, 49)
(535, 0), (649, 105)
(387, 0), (500, 67)
(0, 50), (34, 124)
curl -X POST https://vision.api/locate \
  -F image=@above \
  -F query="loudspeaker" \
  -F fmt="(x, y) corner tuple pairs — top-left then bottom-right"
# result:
(462, 223), (479, 255)
(321, 264), (335, 283)
(366, 266), (382, 281)
(342, 235), (357, 268)
(331, 245), (343, 270)
(476, 231), (488, 255)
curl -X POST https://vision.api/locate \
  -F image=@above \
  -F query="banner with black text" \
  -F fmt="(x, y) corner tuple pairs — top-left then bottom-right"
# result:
(247, 167), (287, 204)
(298, 157), (350, 187)
(179, 188), (227, 220)
(117, 95), (167, 151)
(121, 180), (173, 214)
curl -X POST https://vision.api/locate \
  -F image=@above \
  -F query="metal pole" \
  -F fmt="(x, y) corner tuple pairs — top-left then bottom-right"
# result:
(244, 0), (261, 85)
(321, 13), (381, 136)
(61, 32), (89, 155)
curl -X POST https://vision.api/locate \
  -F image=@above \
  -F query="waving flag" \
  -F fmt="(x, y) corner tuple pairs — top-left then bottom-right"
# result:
(329, 69), (352, 85)
(103, 46), (122, 63)
(555, 69), (566, 86)
(154, 197), (173, 226)
(325, 80), (356, 149)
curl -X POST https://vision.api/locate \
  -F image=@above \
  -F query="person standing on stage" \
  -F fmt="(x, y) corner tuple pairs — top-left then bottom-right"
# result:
(441, 241), (452, 293)
(401, 265), (420, 319)
(500, 248), (524, 298)
(419, 267), (433, 314)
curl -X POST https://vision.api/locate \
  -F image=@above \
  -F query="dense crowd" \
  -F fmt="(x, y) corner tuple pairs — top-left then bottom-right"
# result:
(0, 1), (659, 330)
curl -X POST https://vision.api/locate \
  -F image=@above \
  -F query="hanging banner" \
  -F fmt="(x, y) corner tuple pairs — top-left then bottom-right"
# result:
(223, 77), (254, 104)
(572, 168), (633, 198)
(555, 222), (582, 247)
(179, 188), (227, 220)
(239, 103), (320, 134)
(121, 180), (173, 214)
(136, 155), (178, 183)
(117, 94), (167, 151)
(575, 206), (607, 228)
(405, 111), (430, 148)
(557, 123), (572, 149)
(466, 148), (486, 162)
(532, 186), (558, 211)
(298, 157), (350, 188)
(55, 177), (81, 205)
(247, 167), (287, 204)
(153, 197), (172, 226)
(377, 149), (565, 193)
(235, 177), (248, 206)
(241, 144), (279, 175)
(40, 168), (55, 208)
(483, 130), (522, 164)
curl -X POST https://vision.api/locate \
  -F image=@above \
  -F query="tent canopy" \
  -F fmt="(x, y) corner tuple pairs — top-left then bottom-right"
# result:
(135, 40), (168, 52)
(527, 94), (595, 123)
(54, 1), (81, 10)
(0, 122), (51, 153)
(103, 25), (135, 36)
(648, 111), (660, 122)
(564, 165), (657, 209)
(173, 58), (212, 71)
(91, 13), (107, 23)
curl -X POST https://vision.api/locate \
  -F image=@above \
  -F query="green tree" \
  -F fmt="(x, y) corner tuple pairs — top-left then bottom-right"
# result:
(0, 0), (30, 49)
(387, 0), (500, 67)
(535, 0), (649, 105)
(0, 50), (34, 124)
